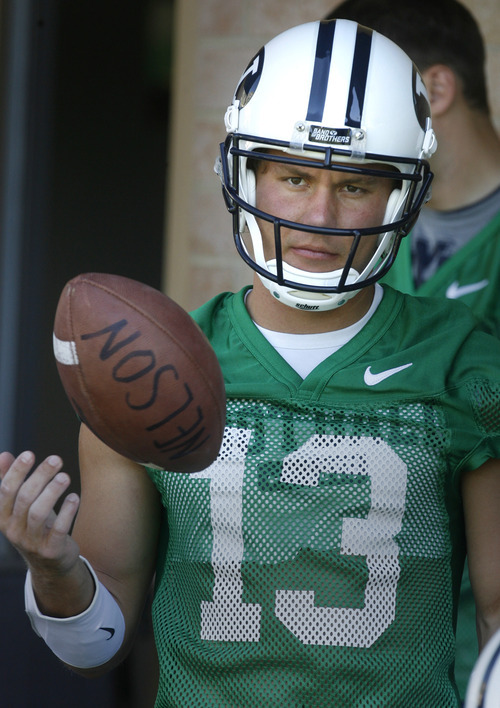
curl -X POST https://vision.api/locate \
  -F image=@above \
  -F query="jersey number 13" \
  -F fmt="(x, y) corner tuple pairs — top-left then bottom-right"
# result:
(193, 427), (408, 648)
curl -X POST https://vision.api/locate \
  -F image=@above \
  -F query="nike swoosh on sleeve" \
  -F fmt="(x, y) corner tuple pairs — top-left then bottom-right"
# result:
(445, 280), (489, 299)
(99, 627), (116, 640)
(364, 363), (413, 386)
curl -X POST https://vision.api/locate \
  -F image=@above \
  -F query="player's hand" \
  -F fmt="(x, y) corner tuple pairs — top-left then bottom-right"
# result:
(0, 451), (81, 575)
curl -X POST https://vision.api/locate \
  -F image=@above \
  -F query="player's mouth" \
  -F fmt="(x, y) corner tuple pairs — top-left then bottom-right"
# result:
(287, 243), (344, 270)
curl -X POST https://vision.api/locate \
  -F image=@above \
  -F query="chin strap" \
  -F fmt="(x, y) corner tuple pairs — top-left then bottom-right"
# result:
(260, 262), (361, 311)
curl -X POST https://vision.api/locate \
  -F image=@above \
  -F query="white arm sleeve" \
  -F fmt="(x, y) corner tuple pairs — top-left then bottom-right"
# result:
(24, 555), (126, 668)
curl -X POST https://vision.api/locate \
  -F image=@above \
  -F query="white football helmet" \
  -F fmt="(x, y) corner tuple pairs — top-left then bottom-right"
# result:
(465, 628), (500, 708)
(217, 19), (437, 311)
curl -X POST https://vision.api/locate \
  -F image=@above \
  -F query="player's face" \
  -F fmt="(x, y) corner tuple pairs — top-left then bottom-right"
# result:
(253, 151), (396, 275)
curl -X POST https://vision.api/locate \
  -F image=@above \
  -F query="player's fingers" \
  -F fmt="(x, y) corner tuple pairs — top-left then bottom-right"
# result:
(23, 471), (72, 531)
(23, 491), (81, 565)
(10, 455), (65, 519)
(46, 492), (80, 538)
(0, 451), (16, 479)
(2, 454), (68, 551)
(0, 451), (36, 516)
(8, 473), (76, 563)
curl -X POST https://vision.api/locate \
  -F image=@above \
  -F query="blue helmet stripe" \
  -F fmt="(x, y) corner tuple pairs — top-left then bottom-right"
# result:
(345, 27), (372, 128)
(306, 21), (336, 122)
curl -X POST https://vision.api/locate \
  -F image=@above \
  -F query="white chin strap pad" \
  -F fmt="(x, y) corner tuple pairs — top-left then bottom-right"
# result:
(260, 261), (361, 312)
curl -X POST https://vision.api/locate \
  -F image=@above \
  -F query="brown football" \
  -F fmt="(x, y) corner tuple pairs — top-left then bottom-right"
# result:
(53, 273), (226, 473)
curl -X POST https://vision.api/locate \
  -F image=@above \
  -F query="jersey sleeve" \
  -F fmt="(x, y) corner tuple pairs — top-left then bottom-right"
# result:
(446, 328), (500, 474)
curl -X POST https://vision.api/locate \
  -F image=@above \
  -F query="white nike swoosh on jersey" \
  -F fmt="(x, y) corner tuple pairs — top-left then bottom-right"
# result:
(364, 363), (413, 386)
(445, 280), (489, 299)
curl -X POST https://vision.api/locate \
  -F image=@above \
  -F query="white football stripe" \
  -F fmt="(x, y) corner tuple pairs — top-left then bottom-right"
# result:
(53, 333), (79, 365)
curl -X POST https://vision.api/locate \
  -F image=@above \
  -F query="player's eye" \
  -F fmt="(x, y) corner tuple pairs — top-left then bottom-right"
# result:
(344, 183), (363, 193)
(286, 176), (307, 186)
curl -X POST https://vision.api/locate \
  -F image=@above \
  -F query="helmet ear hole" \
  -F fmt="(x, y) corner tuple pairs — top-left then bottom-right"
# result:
(383, 187), (403, 227)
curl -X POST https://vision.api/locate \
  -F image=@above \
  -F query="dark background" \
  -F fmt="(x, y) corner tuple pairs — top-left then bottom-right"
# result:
(0, 0), (171, 704)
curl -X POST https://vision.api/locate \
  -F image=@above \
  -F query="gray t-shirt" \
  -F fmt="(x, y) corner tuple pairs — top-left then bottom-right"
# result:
(411, 185), (500, 286)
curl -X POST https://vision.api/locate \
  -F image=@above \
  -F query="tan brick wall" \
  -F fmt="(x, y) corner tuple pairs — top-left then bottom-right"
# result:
(163, 0), (500, 311)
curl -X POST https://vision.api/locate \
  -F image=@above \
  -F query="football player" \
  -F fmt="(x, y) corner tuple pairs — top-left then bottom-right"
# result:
(2, 19), (500, 707)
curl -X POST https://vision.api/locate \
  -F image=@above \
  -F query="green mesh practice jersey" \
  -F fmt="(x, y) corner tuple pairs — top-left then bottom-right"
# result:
(382, 213), (500, 697)
(146, 286), (500, 707)
(382, 212), (500, 337)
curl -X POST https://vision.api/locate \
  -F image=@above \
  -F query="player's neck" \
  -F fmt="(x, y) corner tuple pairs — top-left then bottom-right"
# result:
(429, 109), (500, 211)
(246, 278), (376, 334)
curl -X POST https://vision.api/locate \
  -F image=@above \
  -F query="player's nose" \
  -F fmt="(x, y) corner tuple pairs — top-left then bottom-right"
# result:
(305, 185), (339, 228)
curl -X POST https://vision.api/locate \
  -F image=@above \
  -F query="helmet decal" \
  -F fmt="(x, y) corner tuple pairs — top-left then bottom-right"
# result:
(306, 21), (337, 122)
(309, 126), (352, 145)
(346, 27), (372, 128)
(234, 47), (265, 108)
(412, 65), (431, 131)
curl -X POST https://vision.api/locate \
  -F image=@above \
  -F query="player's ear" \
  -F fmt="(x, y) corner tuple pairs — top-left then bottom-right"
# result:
(421, 64), (457, 117)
